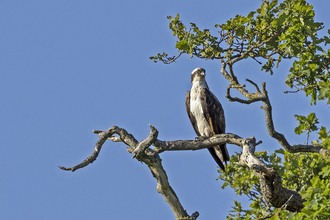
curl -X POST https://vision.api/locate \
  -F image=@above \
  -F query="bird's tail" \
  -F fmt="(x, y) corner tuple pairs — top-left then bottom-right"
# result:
(207, 146), (226, 171)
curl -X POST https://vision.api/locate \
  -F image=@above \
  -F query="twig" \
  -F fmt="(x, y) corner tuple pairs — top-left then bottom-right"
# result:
(59, 127), (120, 172)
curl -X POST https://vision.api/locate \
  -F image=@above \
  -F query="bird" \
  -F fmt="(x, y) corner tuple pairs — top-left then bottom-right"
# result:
(185, 67), (229, 171)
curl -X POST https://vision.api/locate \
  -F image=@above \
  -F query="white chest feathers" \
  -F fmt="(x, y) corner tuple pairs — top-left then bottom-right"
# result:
(190, 87), (212, 136)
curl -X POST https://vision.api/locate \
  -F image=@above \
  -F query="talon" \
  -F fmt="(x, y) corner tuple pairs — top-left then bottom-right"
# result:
(195, 135), (208, 141)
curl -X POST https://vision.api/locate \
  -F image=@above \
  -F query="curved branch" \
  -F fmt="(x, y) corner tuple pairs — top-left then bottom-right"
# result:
(163, 51), (184, 64)
(261, 88), (330, 157)
(220, 60), (330, 158)
(58, 126), (123, 172)
(59, 125), (198, 220)
(238, 137), (304, 212)
(225, 79), (266, 104)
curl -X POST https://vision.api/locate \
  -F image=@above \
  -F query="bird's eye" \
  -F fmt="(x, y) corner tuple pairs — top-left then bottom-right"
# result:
(197, 70), (201, 73)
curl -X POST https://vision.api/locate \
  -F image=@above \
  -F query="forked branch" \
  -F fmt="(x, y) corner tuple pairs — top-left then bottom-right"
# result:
(60, 125), (306, 214)
(59, 125), (198, 220)
(221, 62), (330, 158)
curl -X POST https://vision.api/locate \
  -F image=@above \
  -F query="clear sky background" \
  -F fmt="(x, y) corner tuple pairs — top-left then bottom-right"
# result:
(1, 0), (330, 219)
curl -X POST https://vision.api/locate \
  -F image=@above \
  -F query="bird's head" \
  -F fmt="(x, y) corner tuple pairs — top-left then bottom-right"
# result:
(191, 67), (206, 84)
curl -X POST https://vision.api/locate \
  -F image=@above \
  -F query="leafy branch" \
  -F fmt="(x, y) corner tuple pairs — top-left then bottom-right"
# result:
(151, 0), (330, 104)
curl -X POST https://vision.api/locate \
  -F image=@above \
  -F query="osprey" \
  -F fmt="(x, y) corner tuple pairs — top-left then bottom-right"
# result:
(185, 67), (229, 171)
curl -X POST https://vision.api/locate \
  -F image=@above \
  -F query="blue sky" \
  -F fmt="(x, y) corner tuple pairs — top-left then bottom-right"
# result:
(1, 0), (329, 219)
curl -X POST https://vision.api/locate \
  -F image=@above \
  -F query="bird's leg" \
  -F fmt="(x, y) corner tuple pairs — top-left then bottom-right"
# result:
(195, 136), (206, 141)
(195, 133), (213, 141)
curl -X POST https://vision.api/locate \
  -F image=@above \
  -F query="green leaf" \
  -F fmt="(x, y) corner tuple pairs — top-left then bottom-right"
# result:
(318, 81), (330, 103)
(175, 40), (190, 51)
(269, 214), (279, 220)
(294, 113), (319, 135)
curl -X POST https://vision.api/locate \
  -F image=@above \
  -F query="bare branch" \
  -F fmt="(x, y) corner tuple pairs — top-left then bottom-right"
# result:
(155, 133), (306, 211)
(289, 144), (330, 157)
(59, 125), (198, 220)
(246, 78), (261, 93)
(251, 56), (262, 65)
(60, 124), (312, 213)
(220, 60), (330, 158)
(59, 126), (122, 172)
(153, 133), (244, 153)
(225, 79), (266, 104)
(179, 212), (199, 220)
(132, 124), (158, 159)
(94, 129), (123, 142)
(284, 84), (318, 94)
(238, 137), (305, 212)
(163, 51), (184, 64)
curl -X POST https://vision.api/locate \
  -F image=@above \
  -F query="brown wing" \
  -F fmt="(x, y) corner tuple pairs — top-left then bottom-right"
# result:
(200, 88), (230, 168)
(185, 91), (201, 136)
(200, 88), (225, 134)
